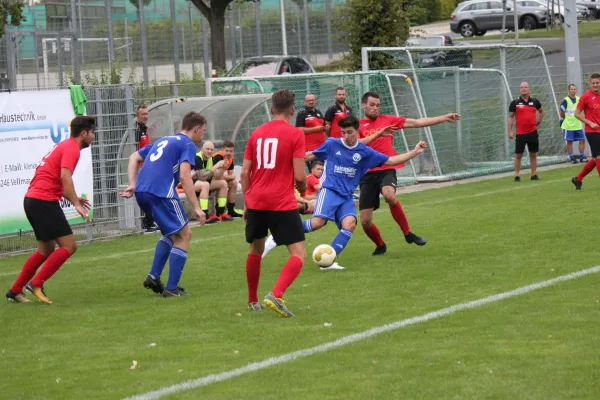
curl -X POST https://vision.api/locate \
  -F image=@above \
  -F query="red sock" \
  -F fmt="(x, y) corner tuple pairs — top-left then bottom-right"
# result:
(389, 200), (410, 235)
(246, 254), (261, 303)
(596, 158), (600, 175)
(10, 251), (47, 293)
(30, 248), (71, 288)
(272, 256), (303, 299)
(365, 223), (385, 247)
(576, 159), (596, 181)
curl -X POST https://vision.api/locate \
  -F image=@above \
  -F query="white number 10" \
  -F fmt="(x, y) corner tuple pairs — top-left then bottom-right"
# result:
(256, 138), (278, 169)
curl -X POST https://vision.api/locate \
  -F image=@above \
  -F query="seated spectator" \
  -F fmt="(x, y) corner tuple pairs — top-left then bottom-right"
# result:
(193, 141), (233, 223)
(212, 140), (243, 218)
(304, 160), (323, 200)
(279, 64), (291, 75)
(295, 188), (316, 214)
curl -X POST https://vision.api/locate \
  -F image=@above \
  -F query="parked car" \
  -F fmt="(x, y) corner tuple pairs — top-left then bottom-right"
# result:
(450, 0), (548, 37)
(517, 0), (589, 23)
(225, 56), (315, 77)
(406, 36), (473, 68)
(577, 0), (600, 19)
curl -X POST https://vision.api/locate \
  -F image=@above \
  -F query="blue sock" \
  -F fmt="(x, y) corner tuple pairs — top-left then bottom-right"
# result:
(166, 247), (188, 291)
(149, 236), (173, 279)
(580, 153), (586, 160)
(331, 229), (353, 257)
(303, 219), (314, 233)
(569, 153), (574, 161)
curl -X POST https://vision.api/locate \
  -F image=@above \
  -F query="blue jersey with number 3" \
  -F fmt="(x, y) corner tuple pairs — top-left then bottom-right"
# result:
(135, 133), (197, 198)
(312, 138), (389, 197)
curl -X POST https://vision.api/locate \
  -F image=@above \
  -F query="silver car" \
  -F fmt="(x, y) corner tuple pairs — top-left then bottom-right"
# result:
(450, 0), (548, 37)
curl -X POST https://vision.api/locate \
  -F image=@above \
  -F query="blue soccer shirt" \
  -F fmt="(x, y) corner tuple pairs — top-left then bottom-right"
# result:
(135, 133), (197, 198)
(311, 138), (389, 197)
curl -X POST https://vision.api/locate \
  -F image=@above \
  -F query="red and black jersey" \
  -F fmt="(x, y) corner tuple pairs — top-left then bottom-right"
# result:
(324, 103), (353, 139)
(508, 97), (542, 134)
(295, 107), (325, 150)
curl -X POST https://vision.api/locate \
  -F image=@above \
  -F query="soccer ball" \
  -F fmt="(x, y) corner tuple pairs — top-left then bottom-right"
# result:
(312, 244), (337, 267)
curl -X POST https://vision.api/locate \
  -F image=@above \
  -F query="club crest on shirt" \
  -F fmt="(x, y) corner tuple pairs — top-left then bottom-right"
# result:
(352, 153), (362, 164)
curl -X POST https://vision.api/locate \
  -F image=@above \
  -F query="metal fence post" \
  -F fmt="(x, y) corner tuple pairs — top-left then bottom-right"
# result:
(201, 15), (210, 79)
(303, 0), (310, 62)
(139, 0), (149, 85)
(5, 26), (16, 90)
(188, 2), (194, 66)
(500, 47), (510, 159)
(125, 83), (142, 230)
(229, 7), (237, 67)
(326, 0), (332, 60)
(105, 0), (115, 69)
(254, 0), (262, 57)
(94, 87), (109, 219)
(454, 68), (462, 160)
(57, 31), (64, 87)
(70, 0), (80, 84)
(170, 0), (180, 82)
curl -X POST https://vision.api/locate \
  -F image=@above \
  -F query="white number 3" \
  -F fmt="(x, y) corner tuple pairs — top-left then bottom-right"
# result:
(150, 141), (168, 162)
(256, 138), (278, 169)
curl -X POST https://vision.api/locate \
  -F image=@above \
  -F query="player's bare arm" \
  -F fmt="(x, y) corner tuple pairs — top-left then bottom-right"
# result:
(403, 113), (460, 129)
(305, 151), (317, 162)
(222, 169), (236, 182)
(359, 125), (395, 145)
(293, 158), (308, 194)
(240, 159), (253, 222)
(180, 161), (206, 225)
(507, 112), (515, 139)
(211, 160), (226, 180)
(537, 107), (545, 126)
(61, 167), (90, 222)
(384, 141), (428, 166)
(120, 151), (144, 198)
(575, 108), (599, 129)
(324, 122), (331, 137)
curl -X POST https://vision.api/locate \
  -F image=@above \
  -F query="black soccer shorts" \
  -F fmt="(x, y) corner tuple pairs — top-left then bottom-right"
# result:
(24, 197), (73, 241)
(515, 130), (539, 154)
(245, 209), (305, 245)
(359, 169), (397, 211)
(586, 133), (600, 158)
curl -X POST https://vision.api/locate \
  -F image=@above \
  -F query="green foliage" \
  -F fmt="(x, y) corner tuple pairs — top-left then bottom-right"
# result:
(334, 0), (410, 71)
(0, 0), (25, 37)
(440, 0), (458, 18)
(408, 0), (441, 25)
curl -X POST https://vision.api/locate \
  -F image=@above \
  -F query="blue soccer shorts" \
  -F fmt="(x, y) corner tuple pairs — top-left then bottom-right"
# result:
(135, 192), (188, 236)
(564, 129), (585, 142)
(313, 187), (356, 229)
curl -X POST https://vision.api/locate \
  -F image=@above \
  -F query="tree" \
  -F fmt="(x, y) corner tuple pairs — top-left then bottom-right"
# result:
(0, 0), (25, 38)
(190, 0), (236, 71)
(128, 0), (152, 22)
(335, 0), (410, 71)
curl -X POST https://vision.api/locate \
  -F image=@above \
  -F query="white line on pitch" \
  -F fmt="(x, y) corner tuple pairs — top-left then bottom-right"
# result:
(123, 265), (600, 400)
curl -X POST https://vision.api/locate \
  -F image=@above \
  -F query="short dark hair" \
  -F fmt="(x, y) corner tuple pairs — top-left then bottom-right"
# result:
(222, 140), (234, 149)
(70, 116), (96, 138)
(568, 84), (577, 90)
(361, 91), (380, 104)
(591, 73), (600, 80)
(311, 160), (324, 169)
(338, 115), (359, 130)
(136, 104), (147, 111)
(181, 112), (206, 131)
(272, 89), (296, 114)
(335, 87), (345, 92)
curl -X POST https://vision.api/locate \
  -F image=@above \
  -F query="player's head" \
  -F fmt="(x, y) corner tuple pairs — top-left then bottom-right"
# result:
(271, 89), (296, 117)
(304, 94), (316, 109)
(568, 84), (577, 97)
(181, 111), (207, 143)
(311, 160), (324, 178)
(222, 140), (234, 158)
(591, 73), (600, 94)
(70, 116), (96, 149)
(335, 87), (346, 104)
(361, 91), (381, 120)
(136, 105), (149, 125)
(201, 141), (215, 158)
(520, 82), (531, 97)
(338, 115), (360, 146)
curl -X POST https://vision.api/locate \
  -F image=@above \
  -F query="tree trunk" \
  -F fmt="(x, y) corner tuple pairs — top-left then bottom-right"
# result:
(209, 5), (228, 71)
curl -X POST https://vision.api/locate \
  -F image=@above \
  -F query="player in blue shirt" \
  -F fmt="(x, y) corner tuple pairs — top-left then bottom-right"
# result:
(120, 112), (207, 296)
(262, 115), (427, 270)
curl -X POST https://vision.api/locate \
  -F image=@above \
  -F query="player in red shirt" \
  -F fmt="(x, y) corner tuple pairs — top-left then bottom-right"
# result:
(241, 89), (308, 317)
(6, 116), (95, 304)
(572, 73), (600, 190)
(304, 160), (323, 199)
(358, 91), (460, 256)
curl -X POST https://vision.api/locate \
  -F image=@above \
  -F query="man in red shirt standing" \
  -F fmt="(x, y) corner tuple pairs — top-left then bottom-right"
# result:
(572, 73), (600, 190)
(358, 91), (460, 256)
(324, 87), (353, 139)
(6, 116), (95, 304)
(296, 94), (325, 168)
(508, 81), (545, 182)
(241, 89), (307, 318)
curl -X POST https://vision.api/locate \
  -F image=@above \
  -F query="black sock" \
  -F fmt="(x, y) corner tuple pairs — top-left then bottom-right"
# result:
(227, 202), (236, 214)
(216, 206), (224, 216)
(202, 209), (209, 217)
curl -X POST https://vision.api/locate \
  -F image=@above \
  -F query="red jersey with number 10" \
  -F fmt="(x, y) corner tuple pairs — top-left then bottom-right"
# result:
(26, 138), (81, 201)
(577, 89), (600, 133)
(244, 120), (306, 211)
(359, 114), (407, 172)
